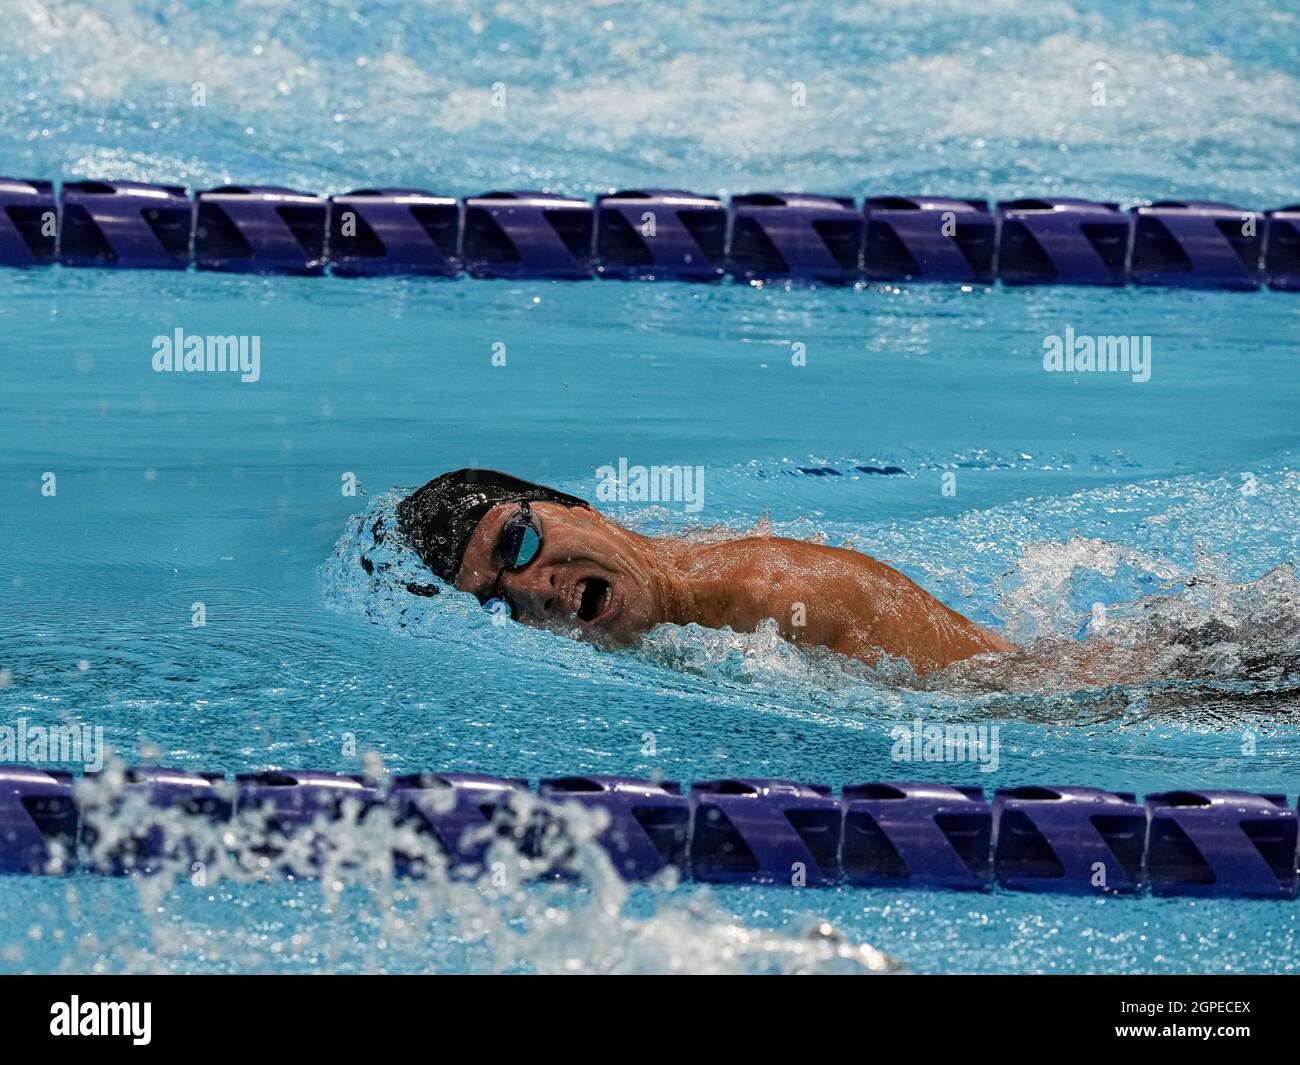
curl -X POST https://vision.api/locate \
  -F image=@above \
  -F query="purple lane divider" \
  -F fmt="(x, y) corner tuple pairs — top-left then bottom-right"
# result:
(328, 188), (460, 277)
(462, 191), (594, 279)
(841, 782), (993, 889)
(690, 778), (841, 885)
(234, 770), (379, 874)
(1129, 200), (1263, 289)
(2, 173), (1299, 291)
(993, 785), (1145, 894)
(195, 185), (327, 274)
(1145, 790), (1298, 899)
(595, 189), (727, 281)
(1264, 205), (1300, 291)
(59, 180), (192, 269)
(727, 193), (862, 283)
(389, 772), (529, 877)
(80, 767), (231, 875)
(0, 765), (78, 874)
(863, 196), (996, 283)
(4, 765), (1300, 899)
(0, 177), (57, 265)
(996, 198), (1131, 286)
(537, 775), (689, 879)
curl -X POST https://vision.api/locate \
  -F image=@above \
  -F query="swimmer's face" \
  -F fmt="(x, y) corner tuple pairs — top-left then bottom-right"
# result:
(455, 502), (658, 644)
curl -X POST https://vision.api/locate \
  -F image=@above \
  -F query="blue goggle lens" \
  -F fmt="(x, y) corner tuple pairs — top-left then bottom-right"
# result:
(502, 522), (540, 569)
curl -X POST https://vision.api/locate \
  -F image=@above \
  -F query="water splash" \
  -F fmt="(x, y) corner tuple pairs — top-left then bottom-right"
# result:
(9, 760), (903, 975)
(3, 1), (1296, 200)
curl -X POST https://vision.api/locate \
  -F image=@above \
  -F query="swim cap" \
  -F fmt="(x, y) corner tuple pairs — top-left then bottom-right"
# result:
(396, 468), (590, 584)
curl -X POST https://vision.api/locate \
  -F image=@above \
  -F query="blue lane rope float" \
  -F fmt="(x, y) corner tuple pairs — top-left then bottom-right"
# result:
(0, 177), (1297, 289)
(2, 765), (1298, 898)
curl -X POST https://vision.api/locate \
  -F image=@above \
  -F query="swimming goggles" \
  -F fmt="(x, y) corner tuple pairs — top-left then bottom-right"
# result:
(480, 501), (542, 616)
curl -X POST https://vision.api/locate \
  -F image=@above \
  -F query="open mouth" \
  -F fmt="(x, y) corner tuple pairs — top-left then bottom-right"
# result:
(575, 577), (611, 623)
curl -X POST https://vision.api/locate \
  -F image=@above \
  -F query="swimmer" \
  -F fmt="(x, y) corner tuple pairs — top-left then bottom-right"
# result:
(398, 468), (1014, 676)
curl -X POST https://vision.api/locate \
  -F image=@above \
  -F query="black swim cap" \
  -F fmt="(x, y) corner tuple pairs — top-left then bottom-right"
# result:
(396, 468), (590, 584)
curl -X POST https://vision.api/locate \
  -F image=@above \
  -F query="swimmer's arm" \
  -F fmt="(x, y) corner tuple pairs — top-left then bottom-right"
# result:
(745, 539), (1011, 674)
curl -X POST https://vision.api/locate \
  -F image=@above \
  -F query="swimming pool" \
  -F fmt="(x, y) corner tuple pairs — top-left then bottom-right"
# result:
(1, 0), (1298, 974)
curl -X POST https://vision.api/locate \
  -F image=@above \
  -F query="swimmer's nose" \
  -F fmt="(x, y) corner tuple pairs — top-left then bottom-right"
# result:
(501, 567), (559, 619)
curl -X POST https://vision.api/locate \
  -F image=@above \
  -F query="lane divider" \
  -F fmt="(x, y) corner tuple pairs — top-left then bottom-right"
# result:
(2, 766), (1296, 897)
(1, 178), (1297, 288)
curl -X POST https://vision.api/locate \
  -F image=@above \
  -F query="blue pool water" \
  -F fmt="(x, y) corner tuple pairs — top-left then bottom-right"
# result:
(1, 0), (1299, 973)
